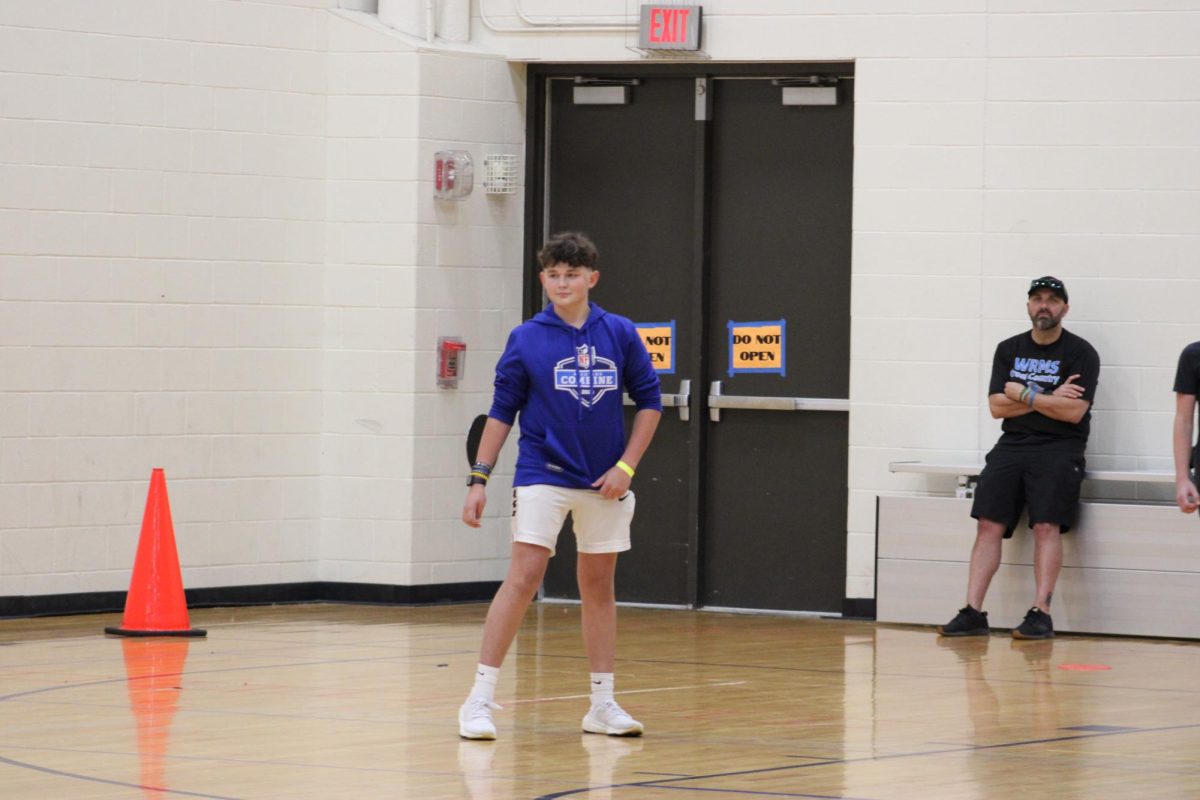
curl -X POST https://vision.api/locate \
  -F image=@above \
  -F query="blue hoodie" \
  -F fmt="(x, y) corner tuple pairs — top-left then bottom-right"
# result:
(489, 302), (662, 489)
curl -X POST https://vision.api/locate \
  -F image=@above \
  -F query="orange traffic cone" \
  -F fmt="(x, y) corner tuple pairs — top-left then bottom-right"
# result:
(105, 469), (206, 637)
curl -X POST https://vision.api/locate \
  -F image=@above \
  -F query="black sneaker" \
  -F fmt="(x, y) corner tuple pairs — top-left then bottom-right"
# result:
(1012, 607), (1054, 640)
(936, 606), (989, 636)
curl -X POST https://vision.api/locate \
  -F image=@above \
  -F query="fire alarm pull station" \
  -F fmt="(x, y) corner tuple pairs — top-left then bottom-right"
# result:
(434, 150), (473, 200)
(438, 337), (466, 388)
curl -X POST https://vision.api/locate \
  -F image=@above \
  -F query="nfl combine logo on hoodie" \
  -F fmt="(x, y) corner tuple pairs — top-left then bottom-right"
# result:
(488, 302), (662, 489)
(554, 345), (619, 407)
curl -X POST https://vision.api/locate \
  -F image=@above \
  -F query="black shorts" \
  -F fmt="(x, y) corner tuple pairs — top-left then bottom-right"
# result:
(970, 447), (1085, 538)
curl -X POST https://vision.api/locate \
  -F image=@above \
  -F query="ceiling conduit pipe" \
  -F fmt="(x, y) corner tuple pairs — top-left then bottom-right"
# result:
(479, 0), (635, 33)
(438, 0), (470, 41)
(378, 0), (470, 42)
(515, 0), (631, 28)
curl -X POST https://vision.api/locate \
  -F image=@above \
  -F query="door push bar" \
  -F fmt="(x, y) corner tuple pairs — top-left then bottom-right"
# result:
(708, 380), (849, 422)
(622, 378), (691, 422)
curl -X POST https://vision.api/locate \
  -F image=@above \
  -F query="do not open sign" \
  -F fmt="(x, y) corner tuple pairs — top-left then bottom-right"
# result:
(635, 321), (676, 375)
(728, 320), (786, 376)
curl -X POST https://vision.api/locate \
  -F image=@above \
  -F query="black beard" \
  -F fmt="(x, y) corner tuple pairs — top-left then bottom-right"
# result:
(1032, 314), (1061, 331)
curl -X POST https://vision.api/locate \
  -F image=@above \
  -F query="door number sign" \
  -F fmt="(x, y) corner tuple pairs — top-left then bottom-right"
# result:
(728, 319), (785, 376)
(635, 321), (676, 374)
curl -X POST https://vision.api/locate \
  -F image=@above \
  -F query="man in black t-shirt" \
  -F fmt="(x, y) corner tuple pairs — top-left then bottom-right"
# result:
(1172, 341), (1200, 514)
(938, 276), (1101, 640)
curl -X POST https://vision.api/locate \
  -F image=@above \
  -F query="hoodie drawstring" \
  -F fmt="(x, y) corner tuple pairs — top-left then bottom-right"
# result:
(570, 325), (595, 421)
(573, 328), (584, 421)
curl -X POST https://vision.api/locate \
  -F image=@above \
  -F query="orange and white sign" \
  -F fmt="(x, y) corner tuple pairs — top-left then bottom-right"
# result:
(635, 321), (676, 374)
(728, 319), (785, 376)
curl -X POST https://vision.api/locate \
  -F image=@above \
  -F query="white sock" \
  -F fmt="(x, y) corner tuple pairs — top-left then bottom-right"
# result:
(469, 663), (500, 703)
(590, 672), (614, 705)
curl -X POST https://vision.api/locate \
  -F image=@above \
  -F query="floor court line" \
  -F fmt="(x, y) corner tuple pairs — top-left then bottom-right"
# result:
(633, 788), (869, 798)
(0, 754), (242, 800)
(535, 721), (1200, 799)
(0, 741), (543, 782)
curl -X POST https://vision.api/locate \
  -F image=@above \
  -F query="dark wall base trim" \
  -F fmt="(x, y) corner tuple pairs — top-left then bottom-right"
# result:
(0, 581), (502, 620)
(842, 597), (877, 620)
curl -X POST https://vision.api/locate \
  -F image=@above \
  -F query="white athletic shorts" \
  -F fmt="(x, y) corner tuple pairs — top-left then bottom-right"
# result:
(511, 485), (636, 556)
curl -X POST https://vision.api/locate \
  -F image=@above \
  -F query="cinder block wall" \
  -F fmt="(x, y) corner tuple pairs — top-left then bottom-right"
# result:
(0, 0), (332, 597)
(0, 3), (525, 602)
(320, 13), (524, 589)
(847, 8), (1200, 600)
(3, 0), (1198, 606)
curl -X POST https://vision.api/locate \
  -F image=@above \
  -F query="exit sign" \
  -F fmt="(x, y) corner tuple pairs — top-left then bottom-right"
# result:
(639, 4), (702, 51)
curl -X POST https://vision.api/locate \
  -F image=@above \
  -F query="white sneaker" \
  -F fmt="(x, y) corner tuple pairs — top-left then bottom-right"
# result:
(459, 697), (500, 740)
(582, 699), (644, 736)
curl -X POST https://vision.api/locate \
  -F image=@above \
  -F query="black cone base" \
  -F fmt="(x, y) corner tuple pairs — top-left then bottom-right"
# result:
(104, 626), (207, 637)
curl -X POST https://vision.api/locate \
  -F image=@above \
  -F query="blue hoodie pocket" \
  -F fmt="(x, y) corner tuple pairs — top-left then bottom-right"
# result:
(543, 424), (616, 485)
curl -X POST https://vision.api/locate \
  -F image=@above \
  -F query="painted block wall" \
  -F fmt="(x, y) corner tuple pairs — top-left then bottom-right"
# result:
(0, 0), (335, 598)
(320, 12), (524, 588)
(0, 3), (527, 600)
(4, 0), (1200, 607)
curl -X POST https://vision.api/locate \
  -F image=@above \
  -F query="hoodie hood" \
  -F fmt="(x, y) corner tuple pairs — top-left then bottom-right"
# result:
(531, 301), (608, 332)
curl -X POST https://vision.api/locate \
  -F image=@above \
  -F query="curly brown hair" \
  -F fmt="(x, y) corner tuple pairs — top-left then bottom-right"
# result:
(537, 231), (598, 270)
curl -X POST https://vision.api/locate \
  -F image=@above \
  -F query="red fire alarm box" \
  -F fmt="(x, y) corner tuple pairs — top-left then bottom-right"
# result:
(434, 150), (473, 200)
(437, 337), (466, 388)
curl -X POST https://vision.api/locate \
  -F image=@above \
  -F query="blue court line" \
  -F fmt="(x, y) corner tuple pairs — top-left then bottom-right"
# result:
(534, 721), (1200, 799)
(534, 756), (854, 800)
(633, 771), (695, 777)
(636, 788), (866, 798)
(1062, 724), (1138, 732)
(0, 755), (242, 800)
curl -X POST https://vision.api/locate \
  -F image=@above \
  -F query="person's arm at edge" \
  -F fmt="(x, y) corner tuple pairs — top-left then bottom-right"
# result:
(462, 418), (514, 528)
(1173, 392), (1199, 513)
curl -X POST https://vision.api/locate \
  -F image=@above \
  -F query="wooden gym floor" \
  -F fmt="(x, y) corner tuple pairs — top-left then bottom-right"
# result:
(1, 603), (1198, 799)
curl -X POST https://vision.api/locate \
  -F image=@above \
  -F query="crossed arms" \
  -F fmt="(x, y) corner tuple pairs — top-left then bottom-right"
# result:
(988, 374), (1090, 425)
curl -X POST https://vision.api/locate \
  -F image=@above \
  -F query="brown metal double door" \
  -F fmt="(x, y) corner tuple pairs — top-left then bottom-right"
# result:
(533, 66), (852, 614)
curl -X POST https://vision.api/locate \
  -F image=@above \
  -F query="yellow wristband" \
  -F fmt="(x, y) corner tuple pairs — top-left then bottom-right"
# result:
(615, 460), (635, 478)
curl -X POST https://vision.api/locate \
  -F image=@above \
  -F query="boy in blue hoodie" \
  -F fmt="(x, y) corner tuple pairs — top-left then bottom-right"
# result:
(459, 232), (662, 740)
